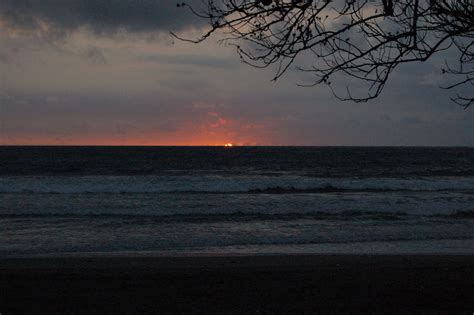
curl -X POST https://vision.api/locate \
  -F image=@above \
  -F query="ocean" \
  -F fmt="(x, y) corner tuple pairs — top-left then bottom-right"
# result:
(1, 146), (473, 256)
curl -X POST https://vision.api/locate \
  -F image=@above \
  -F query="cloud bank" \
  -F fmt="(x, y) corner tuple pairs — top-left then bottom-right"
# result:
(0, 0), (203, 37)
(0, 0), (472, 146)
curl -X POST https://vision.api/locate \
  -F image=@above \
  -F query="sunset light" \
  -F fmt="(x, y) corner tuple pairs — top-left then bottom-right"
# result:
(1, 0), (472, 312)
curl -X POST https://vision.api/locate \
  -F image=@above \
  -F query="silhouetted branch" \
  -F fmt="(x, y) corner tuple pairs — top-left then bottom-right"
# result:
(174, 0), (474, 107)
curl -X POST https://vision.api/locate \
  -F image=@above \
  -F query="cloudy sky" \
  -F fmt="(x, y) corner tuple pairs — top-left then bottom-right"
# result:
(0, 0), (472, 146)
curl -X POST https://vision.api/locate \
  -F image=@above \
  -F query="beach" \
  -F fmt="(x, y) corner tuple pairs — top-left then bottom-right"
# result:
(1, 147), (474, 313)
(1, 254), (473, 314)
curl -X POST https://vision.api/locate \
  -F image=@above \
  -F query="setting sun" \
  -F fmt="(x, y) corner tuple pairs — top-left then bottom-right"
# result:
(224, 143), (233, 147)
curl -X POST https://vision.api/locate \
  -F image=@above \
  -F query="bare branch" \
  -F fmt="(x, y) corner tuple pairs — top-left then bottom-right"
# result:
(176, 0), (474, 107)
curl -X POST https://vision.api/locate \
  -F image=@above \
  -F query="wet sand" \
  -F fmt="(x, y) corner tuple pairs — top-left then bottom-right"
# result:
(1, 255), (473, 314)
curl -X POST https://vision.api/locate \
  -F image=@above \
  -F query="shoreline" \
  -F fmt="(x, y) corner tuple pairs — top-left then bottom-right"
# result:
(1, 254), (473, 313)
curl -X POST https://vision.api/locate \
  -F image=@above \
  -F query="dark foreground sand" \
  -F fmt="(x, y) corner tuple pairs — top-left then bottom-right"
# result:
(1, 255), (473, 314)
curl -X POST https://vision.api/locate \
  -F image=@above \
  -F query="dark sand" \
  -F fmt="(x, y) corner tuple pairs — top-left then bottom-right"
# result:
(1, 255), (473, 314)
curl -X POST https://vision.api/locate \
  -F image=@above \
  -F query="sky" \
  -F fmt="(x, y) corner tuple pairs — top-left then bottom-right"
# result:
(0, 0), (472, 146)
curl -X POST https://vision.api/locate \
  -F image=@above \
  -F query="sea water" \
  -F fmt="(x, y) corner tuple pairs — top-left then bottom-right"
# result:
(1, 146), (473, 256)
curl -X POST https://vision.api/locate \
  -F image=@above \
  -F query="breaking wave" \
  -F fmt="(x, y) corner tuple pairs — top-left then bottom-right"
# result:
(1, 175), (474, 194)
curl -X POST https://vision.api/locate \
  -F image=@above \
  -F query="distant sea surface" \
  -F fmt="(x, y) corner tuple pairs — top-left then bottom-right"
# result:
(1, 146), (473, 256)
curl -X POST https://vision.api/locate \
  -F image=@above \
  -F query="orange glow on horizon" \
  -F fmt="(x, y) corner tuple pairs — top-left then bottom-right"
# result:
(0, 117), (272, 146)
(0, 135), (264, 146)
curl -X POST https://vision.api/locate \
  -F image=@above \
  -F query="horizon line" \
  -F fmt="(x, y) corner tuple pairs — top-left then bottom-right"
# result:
(1, 144), (473, 148)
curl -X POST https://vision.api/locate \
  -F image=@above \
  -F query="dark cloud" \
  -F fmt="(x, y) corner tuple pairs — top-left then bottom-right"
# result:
(83, 46), (106, 64)
(0, 0), (204, 37)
